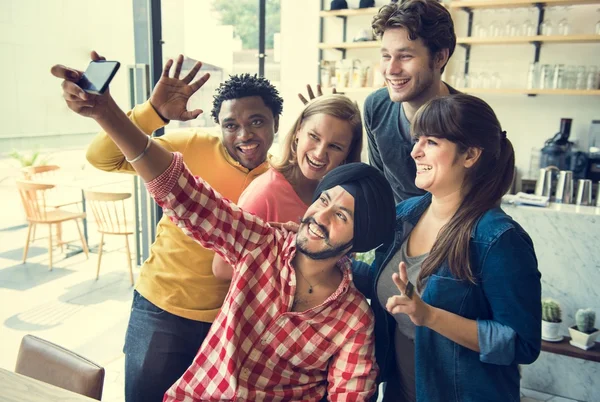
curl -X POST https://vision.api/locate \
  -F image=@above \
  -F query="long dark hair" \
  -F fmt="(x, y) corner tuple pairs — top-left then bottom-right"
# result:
(412, 94), (515, 289)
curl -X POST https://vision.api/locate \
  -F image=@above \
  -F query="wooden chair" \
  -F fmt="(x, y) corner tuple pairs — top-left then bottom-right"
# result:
(85, 190), (135, 285)
(15, 334), (105, 400)
(16, 180), (89, 271)
(22, 165), (82, 249)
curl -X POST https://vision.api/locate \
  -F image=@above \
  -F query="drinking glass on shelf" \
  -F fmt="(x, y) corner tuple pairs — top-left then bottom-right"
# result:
(540, 7), (556, 36)
(552, 64), (565, 89)
(587, 66), (600, 90)
(468, 72), (480, 88)
(557, 6), (571, 36)
(527, 62), (539, 89)
(521, 7), (537, 36)
(575, 66), (587, 89)
(472, 9), (484, 37)
(488, 19), (501, 37)
(539, 64), (553, 89)
(479, 70), (491, 89)
(595, 9), (600, 35)
(491, 72), (502, 89)
(504, 9), (518, 37)
(564, 65), (577, 89)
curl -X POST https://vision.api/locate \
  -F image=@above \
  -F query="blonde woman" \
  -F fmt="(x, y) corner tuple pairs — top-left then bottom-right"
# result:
(213, 94), (363, 280)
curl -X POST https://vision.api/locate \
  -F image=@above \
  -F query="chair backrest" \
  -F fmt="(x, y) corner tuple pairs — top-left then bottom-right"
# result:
(85, 190), (132, 234)
(22, 165), (61, 180)
(16, 180), (55, 222)
(15, 335), (105, 400)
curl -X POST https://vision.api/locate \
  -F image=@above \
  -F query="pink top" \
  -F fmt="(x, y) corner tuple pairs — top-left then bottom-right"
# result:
(238, 167), (308, 224)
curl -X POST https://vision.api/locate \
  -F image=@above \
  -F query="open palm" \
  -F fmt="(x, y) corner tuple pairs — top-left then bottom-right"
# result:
(149, 54), (210, 122)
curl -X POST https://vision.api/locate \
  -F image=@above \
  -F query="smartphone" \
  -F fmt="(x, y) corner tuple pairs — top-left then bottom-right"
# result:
(77, 60), (120, 95)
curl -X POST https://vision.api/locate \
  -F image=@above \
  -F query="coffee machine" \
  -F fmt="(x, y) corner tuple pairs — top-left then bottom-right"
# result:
(586, 120), (600, 181)
(540, 118), (588, 179)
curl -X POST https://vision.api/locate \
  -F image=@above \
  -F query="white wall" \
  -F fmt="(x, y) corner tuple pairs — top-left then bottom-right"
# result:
(0, 0), (135, 140)
(279, 0), (600, 178)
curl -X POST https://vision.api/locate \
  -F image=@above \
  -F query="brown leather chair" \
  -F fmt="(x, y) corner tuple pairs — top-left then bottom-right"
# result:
(15, 335), (105, 400)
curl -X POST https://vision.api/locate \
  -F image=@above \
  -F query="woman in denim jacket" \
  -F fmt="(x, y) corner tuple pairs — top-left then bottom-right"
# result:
(353, 94), (541, 402)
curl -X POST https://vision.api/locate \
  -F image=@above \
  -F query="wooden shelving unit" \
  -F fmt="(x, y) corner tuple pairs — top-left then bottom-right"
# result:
(457, 35), (600, 45)
(319, 7), (378, 17)
(542, 337), (600, 363)
(450, 0), (599, 10)
(456, 88), (600, 95)
(335, 87), (600, 96)
(332, 87), (381, 94)
(317, 41), (379, 50)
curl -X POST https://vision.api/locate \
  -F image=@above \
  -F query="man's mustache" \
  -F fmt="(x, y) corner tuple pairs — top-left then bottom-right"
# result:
(300, 216), (329, 241)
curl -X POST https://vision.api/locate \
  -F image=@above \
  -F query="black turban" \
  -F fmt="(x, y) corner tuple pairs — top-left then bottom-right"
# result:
(312, 163), (396, 253)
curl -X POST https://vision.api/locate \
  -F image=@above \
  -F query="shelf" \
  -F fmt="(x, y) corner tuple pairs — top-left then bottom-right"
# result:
(455, 88), (600, 95)
(542, 337), (600, 362)
(450, 0), (600, 10)
(457, 35), (600, 45)
(318, 41), (379, 50)
(330, 87), (600, 96)
(319, 7), (379, 17)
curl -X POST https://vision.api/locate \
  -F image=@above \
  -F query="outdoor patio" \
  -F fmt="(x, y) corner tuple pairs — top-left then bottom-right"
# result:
(0, 149), (133, 402)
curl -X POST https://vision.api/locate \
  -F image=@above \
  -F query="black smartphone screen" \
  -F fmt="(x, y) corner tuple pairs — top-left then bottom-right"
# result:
(78, 60), (120, 95)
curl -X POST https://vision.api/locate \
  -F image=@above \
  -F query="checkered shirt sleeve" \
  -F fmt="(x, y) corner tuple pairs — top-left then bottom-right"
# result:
(145, 152), (275, 266)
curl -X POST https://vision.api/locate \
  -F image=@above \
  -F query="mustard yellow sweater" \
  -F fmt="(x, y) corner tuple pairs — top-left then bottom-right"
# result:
(86, 101), (269, 322)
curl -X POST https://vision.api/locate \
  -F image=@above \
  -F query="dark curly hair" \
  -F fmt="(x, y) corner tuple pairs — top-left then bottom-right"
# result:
(372, 0), (456, 73)
(211, 74), (283, 123)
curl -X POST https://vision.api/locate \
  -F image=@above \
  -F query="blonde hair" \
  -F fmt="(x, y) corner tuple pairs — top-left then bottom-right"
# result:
(273, 94), (363, 177)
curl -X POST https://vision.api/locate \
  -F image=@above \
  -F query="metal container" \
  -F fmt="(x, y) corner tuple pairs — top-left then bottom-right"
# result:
(555, 170), (573, 204)
(535, 167), (556, 197)
(576, 179), (593, 206)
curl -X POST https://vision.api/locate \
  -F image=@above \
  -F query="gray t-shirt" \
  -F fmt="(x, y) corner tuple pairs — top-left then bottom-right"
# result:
(377, 237), (428, 402)
(376, 237), (428, 340)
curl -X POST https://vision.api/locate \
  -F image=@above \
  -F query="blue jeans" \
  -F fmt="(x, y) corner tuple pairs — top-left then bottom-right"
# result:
(124, 291), (212, 402)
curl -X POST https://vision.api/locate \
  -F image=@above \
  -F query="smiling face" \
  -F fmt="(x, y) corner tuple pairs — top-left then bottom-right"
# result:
(411, 136), (472, 196)
(296, 186), (354, 261)
(380, 27), (443, 105)
(219, 96), (278, 170)
(295, 114), (353, 181)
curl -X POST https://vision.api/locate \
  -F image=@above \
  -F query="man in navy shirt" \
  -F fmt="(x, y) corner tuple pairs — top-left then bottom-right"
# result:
(366, 0), (459, 202)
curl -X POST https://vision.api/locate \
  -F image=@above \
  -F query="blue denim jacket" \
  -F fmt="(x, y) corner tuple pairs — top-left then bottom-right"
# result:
(353, 193), (541, 402)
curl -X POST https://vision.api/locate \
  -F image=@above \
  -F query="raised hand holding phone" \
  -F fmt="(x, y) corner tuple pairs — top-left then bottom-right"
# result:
(77, 60), (120, 95)
(149, 54), (211, 122)
(50, 51), (115, 119)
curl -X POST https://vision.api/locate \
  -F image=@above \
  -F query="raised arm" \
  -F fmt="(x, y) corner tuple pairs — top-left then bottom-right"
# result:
(52, 53), (275, 265)
(53, 52), (208, 174)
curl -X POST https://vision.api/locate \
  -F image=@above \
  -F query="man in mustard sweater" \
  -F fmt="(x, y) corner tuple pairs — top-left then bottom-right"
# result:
(57, 52), (283, 402)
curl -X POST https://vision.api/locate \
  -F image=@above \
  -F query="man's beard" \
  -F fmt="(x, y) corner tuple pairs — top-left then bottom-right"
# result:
(296, 217), (353, 260)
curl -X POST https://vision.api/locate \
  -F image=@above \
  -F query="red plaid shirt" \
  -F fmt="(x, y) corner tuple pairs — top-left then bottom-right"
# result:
(146, 153), (377, 402)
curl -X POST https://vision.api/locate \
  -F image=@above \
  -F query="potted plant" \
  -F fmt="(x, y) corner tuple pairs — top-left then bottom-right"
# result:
(568, 308), (600, 350)
(541, 298), (562, 341)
